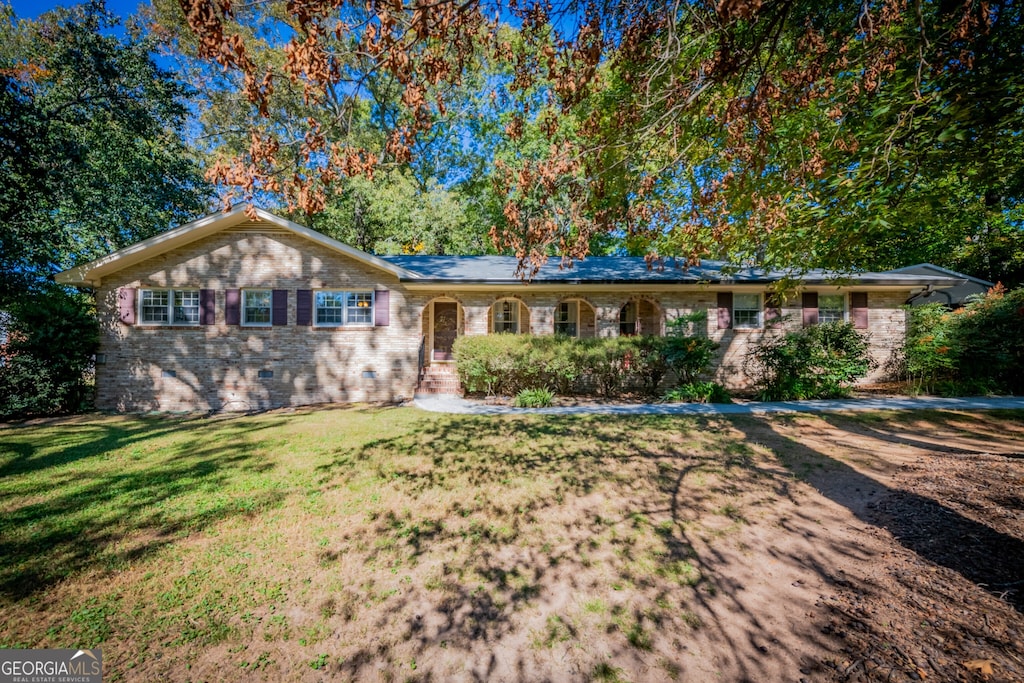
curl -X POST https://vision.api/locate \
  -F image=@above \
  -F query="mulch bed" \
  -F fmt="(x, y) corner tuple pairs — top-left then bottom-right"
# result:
(821, 450), (1024, 682)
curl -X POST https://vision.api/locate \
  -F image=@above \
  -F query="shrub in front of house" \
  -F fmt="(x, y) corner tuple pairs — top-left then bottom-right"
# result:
(453, 319), (721, 400)
(748, 321), (873, 401)
(900, 285), (1024, 395)
(513, 387), (555, 408)
(663, 381), (732, 404)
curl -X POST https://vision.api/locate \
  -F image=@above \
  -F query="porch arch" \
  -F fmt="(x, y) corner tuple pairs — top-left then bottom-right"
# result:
(553, 297), (597, 338)
(618, 298), (663, 336)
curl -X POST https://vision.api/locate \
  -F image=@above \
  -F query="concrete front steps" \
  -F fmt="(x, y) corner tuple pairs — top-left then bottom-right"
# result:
(415, 363), (463, 396)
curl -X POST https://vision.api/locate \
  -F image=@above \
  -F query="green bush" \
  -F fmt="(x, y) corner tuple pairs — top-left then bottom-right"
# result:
(749, 321), (872, 401)
(663, 381), (732, 404)
(453, 316), (719, 400)
(900, 286), (1024, 395)
(0, 288), (99, 418)
(513, 388), (555, 408)
(901, 303), (958, 393)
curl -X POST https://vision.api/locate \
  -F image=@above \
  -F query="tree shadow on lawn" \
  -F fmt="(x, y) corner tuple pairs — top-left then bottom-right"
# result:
(0, 415), (290, 601)
(312, 413), (860, 682)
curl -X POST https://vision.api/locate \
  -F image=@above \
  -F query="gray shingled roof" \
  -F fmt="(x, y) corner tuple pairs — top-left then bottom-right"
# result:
(382, 255), (965, 287)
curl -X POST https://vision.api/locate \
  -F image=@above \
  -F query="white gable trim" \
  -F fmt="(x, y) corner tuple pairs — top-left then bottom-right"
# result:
(54, 207), (420, 286)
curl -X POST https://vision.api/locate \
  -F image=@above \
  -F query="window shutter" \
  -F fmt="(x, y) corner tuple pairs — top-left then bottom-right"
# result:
(851, 292), (869, 329)
(802, 292), (819, 327)
(765, 293), (781, 323)
(717, 292), (733, 329)
(272, 289), (288, 326)
(296, 289), (312, 326)
(225, 289), (241, 325)
(374, 289), (390, 327)
(117, 288), (136, 325)
(200, 289), (216, 325)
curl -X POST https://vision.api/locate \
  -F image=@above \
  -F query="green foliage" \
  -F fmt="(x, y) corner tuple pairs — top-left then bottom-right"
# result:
(453, 321), (718, 400)
(513, 388), (555, 408)
(749, 322), (873, 401)
(304, 168), (494, 256)
(0, 2), (211, 302)
(901, 287), (1024, 395)
(664, 312), (718, 385)
(0, 287), (99, 418)
(663, 382), (732, 404)
(901, 304), (959, 393)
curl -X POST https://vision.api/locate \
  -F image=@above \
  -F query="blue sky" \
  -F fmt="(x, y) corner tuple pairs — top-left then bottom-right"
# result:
(8, 0), (143, 20)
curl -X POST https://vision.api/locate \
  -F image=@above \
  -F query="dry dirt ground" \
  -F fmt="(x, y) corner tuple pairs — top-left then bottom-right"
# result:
(1, 408), (1022, 682)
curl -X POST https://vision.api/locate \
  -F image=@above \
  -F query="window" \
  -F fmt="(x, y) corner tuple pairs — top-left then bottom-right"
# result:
(620, 301), (637, 335)
(243, 289), (272, 326)
(347, 292), (373, 325)
(140, 289), (199, 325)
(555, 301), (578, 337)
(819, 294), (846, 323)
(315, 290), (374, 326)
(492, 300), (519, 333)
(733, 293), (761, 329)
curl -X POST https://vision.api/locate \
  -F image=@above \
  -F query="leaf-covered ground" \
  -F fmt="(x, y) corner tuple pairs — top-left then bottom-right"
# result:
(1, 407), (1021, 682)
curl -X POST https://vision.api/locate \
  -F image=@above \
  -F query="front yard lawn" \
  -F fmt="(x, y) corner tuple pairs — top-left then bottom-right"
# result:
(2, 407), (1022, 682)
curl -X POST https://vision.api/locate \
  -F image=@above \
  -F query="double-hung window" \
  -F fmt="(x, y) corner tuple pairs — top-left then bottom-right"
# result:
(555, 301), (578, 337)
(315, 290), (374, 326)
(140, 289), (200, 325)
(818, 294), (846, 323)
(733, 293), (762, 329)
(492, 300), (519, 333)
(243, 289), (272, 326)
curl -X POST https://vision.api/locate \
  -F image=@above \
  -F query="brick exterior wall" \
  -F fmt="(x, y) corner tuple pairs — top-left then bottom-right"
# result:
(93, 223), (911, 410)
(95, 223), (423, 411)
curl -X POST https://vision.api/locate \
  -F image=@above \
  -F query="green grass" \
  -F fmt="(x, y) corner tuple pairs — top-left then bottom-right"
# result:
(2, 406), (1021, 681)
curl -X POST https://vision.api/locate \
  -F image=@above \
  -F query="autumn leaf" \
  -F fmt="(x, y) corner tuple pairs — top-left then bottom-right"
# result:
(962, 659), (995, 677)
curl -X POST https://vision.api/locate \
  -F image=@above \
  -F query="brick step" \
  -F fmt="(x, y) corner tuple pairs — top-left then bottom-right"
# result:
(416, 364), (462, 395)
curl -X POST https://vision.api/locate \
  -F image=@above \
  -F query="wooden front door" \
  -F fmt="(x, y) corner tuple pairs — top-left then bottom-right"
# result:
(432, 302), (458, 361)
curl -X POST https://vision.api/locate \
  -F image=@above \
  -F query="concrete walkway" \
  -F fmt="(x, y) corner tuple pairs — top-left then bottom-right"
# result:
(412, 394), (1024, 416)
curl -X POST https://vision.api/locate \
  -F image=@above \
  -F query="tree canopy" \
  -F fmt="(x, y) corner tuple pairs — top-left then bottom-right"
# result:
(0, 0), (212, 303)
(161, 0), (1023, 282)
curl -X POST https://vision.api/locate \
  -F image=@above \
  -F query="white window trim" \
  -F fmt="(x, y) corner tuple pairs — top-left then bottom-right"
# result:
(733, 293), (762, 329)
(818, 293), (847, 324)
(313, 289), (375, 328)
(555, 300), (580, 337)
(492, 299), (521, 334)
(138, 288), (200, 326)
(242, 289), (273, 327)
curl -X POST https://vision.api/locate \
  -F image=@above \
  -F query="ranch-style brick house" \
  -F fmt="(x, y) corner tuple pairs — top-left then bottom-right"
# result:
(56, 207), (963, 412)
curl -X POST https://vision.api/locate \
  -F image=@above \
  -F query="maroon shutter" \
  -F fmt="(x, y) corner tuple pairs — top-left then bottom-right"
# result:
(851, 292), (869, 329)
(200, 289), (216, 325)
(765, 293), (781, 323)
(117, 288), (136, 325)
(296, 289), (312, 326)
(717, 292), (733, 330)
(272, 289), (288, 325)
(802, 292), (819, 327)
(225, 289), (241, 325)
(374, 289), (390, 327)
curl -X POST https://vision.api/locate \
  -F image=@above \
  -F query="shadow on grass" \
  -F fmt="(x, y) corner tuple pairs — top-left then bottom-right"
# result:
(0, 415), (289, 600)
(315, 413), (846, 682)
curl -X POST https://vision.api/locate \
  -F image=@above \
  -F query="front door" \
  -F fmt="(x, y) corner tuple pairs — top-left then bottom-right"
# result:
(432, 302), (458, 361)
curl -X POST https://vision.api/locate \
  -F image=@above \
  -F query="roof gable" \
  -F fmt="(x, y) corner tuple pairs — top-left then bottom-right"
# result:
(55, 207), (418, 286)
